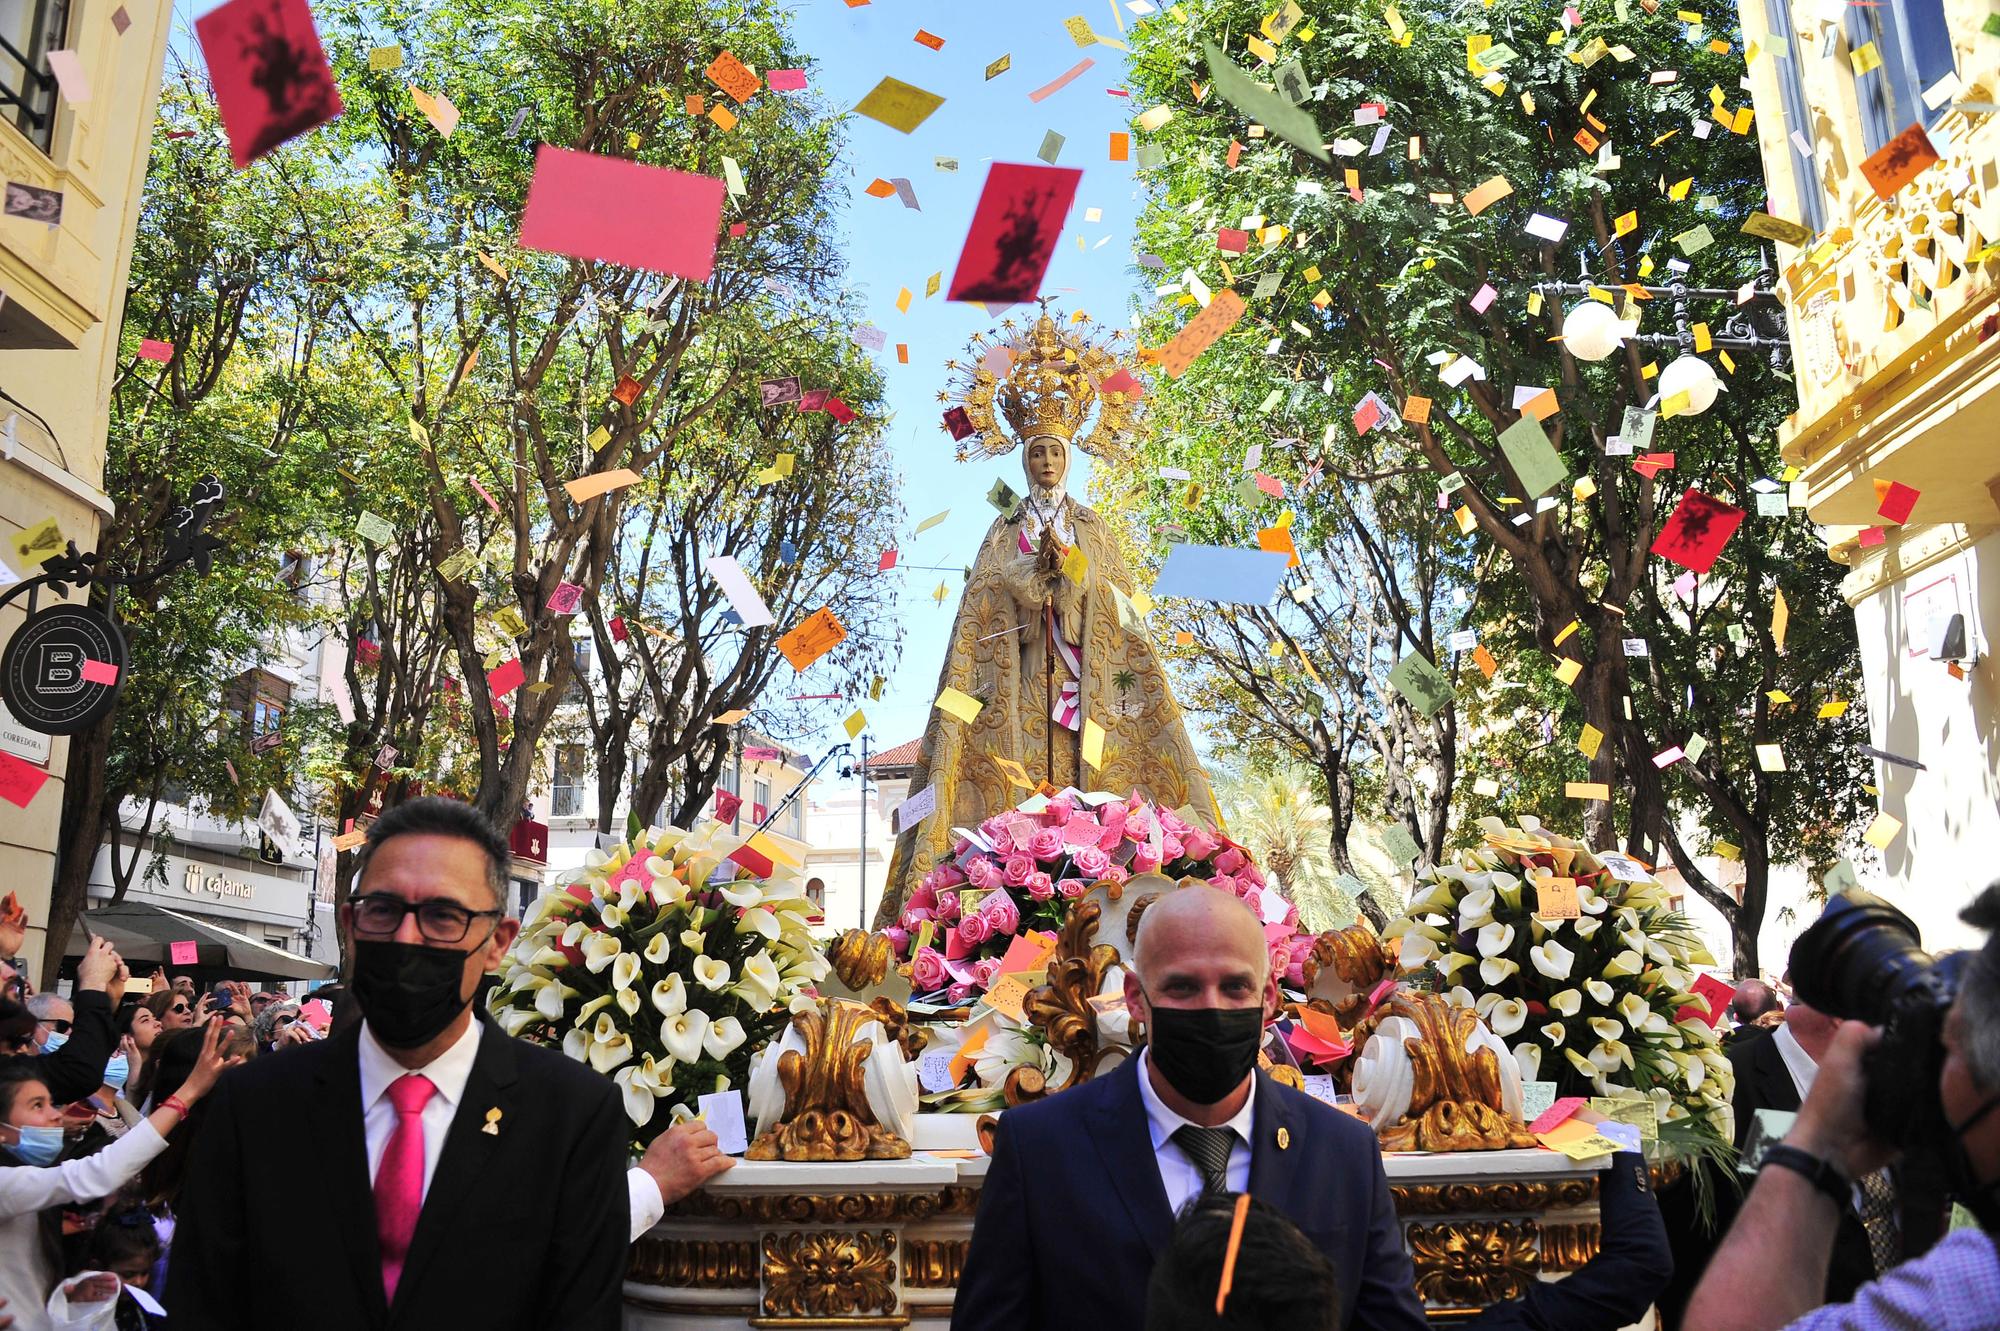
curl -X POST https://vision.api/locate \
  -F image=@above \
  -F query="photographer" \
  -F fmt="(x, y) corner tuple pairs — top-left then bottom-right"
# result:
(1685, 885), (2000, 1331)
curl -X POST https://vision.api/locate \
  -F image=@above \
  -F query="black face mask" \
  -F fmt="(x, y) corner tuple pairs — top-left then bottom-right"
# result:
(351, 940), (474, 1049)
(1144, 999), (1265, 1105)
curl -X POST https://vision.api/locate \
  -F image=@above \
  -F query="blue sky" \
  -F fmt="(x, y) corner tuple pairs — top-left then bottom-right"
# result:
(787, 0), (1152, 768)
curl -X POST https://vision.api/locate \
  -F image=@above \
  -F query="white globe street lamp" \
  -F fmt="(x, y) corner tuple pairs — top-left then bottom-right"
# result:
(1658, 354), (1724, 416)
(1561, 300), (1626, 362)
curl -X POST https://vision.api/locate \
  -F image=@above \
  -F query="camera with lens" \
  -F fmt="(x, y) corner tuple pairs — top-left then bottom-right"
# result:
(1789, 890), (1966, 1152)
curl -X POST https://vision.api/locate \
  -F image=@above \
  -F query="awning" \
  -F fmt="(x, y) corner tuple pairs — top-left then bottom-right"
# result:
(67, 901), (336, 981)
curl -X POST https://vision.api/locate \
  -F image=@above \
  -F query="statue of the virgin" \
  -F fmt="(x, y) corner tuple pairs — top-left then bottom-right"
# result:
(873, 307), (1221, 927)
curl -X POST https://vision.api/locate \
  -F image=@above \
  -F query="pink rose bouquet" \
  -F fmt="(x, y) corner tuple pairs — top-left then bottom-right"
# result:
(890, 791), (1284, 1002)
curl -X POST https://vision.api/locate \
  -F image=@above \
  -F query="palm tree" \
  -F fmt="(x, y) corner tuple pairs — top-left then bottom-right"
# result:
(1217, 763), (1397, 931)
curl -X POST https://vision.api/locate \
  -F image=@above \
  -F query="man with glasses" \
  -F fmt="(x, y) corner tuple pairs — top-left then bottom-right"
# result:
(26, 992), (72, 1052)
(168, 797), (631, 1330)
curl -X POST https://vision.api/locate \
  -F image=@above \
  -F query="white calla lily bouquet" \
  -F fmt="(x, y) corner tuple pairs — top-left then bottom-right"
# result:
(488, 826), (829, 1150)
(1384, 816), (1735, 1161)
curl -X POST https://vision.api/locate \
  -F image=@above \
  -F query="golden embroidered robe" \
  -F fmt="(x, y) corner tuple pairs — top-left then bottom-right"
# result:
(873, 494), (1219, 927)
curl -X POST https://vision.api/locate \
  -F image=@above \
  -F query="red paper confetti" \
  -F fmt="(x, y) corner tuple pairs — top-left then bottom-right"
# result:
(1650, 489), (1745, 574)
(195, 0), (343, 170)
(947, 162), (1082, 303)
(0, 751), (51, 809)
(1875, 480), (1920, 524)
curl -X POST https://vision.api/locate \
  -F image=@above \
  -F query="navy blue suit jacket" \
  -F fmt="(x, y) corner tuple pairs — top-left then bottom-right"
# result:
(951, 1057), (1429, 1331)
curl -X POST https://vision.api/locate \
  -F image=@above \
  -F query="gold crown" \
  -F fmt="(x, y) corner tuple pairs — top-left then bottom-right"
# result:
(997, 324), (1094, 443)
(941, 309), (1142, 463)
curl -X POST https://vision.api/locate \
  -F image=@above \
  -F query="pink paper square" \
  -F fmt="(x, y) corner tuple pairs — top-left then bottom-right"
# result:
(0, 751), (51, 809)
(1876, 481), (1920, 524)
(486, 657), (526, 698)
(80, 658), (119, 686)
(1530, 1096), (1587, 1134)
(137, 338), (174, 362)
(766, 69), (808, 91)
(519, 145), (726, 281)
(1469, 283), (1498, 313)
(170, 939), (199, 966)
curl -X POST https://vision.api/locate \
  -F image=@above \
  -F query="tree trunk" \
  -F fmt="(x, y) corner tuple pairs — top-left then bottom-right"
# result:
(594, 741), (628, 836)
(42, 715), (118, 989)
(1734, 846), (1767, 977)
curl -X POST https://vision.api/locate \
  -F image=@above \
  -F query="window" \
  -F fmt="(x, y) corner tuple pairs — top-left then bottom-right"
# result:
(1846, 0), (1955, 154)
(0, 0), (70, 154)
(552, 744), (587, 818)
(753, 779), (770, 827)
(783, 797), (802, 839)
(1766, 0), (1828, 234)
(225, 670), (291, 749)
(564, 639), (592, 701)
(279, 551), (313, 600)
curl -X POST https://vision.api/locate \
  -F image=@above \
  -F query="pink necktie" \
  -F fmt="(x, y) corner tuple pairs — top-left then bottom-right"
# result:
(374, 1074), (437, 1303)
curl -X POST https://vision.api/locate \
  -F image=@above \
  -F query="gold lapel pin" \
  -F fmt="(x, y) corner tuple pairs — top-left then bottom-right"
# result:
(1277, 1126), (1291, 1151)
(483, 1107), (502, 1136)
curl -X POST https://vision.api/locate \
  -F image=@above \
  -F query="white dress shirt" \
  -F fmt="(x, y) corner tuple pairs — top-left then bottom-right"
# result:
(628, 1166), (665, 1243)
(1772, 1021), (1819, 1102)
(358, 1016), (484, 1204)
(1133, 1047), (1255, 1214)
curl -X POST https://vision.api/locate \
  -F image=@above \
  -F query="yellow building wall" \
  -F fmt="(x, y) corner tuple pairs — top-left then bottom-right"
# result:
(1741, 0), (2000, 936)
(0, 0), (172, 980)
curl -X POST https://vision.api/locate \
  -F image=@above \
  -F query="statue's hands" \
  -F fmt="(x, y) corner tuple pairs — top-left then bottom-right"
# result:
(1037, 530), (1069, 577)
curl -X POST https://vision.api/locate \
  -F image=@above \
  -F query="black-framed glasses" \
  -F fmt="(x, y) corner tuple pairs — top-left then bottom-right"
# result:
(168, 1002), (190, 1015)
(349, 894), (500, 944)
(274, 1013), (298, 1026)
(44, 1019), (72, 1034)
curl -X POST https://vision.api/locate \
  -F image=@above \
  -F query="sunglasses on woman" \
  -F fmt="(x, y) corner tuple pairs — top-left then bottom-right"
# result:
(169, 1002), (190, 1015)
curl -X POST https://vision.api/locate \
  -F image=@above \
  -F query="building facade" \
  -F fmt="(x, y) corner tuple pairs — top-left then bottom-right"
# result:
(0, 0), (172, 978)
(1741, 0), (1996, 950)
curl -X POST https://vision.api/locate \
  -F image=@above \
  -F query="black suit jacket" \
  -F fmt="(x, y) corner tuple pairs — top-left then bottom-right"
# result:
(166, 1015), (629, 1330)
(952, 1057), (1429, 1331)
(1657, 1030), (1877, 1327)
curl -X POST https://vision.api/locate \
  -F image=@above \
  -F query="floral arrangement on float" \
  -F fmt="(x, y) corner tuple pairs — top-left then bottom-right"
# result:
(887, 789), (1298, 1004)
(891, 789), (1309, 1112)
(488, 826), (829, 1148)
(1382, 815), (1736, 1156)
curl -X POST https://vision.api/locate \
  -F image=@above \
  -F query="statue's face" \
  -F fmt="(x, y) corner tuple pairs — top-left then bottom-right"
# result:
(1024, 436), (1069, 490)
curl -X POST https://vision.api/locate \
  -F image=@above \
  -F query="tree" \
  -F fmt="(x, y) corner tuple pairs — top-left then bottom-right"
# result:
(1214, 760), (1403, 930)
(41, 77), (350, 984)
(281, 0), (890, 828)
(575, 347), (902, 835)
(1123, 0), (1870, 972)
(1100, 343), (1480, 901)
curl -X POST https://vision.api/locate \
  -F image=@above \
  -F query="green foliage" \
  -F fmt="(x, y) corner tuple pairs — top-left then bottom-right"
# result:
(1121, 0), (1870, 969)
(102, 76), (354, 858)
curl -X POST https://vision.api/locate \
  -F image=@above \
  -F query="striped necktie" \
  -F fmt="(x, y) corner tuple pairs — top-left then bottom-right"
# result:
(1172, 1124), (1236, 1196)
